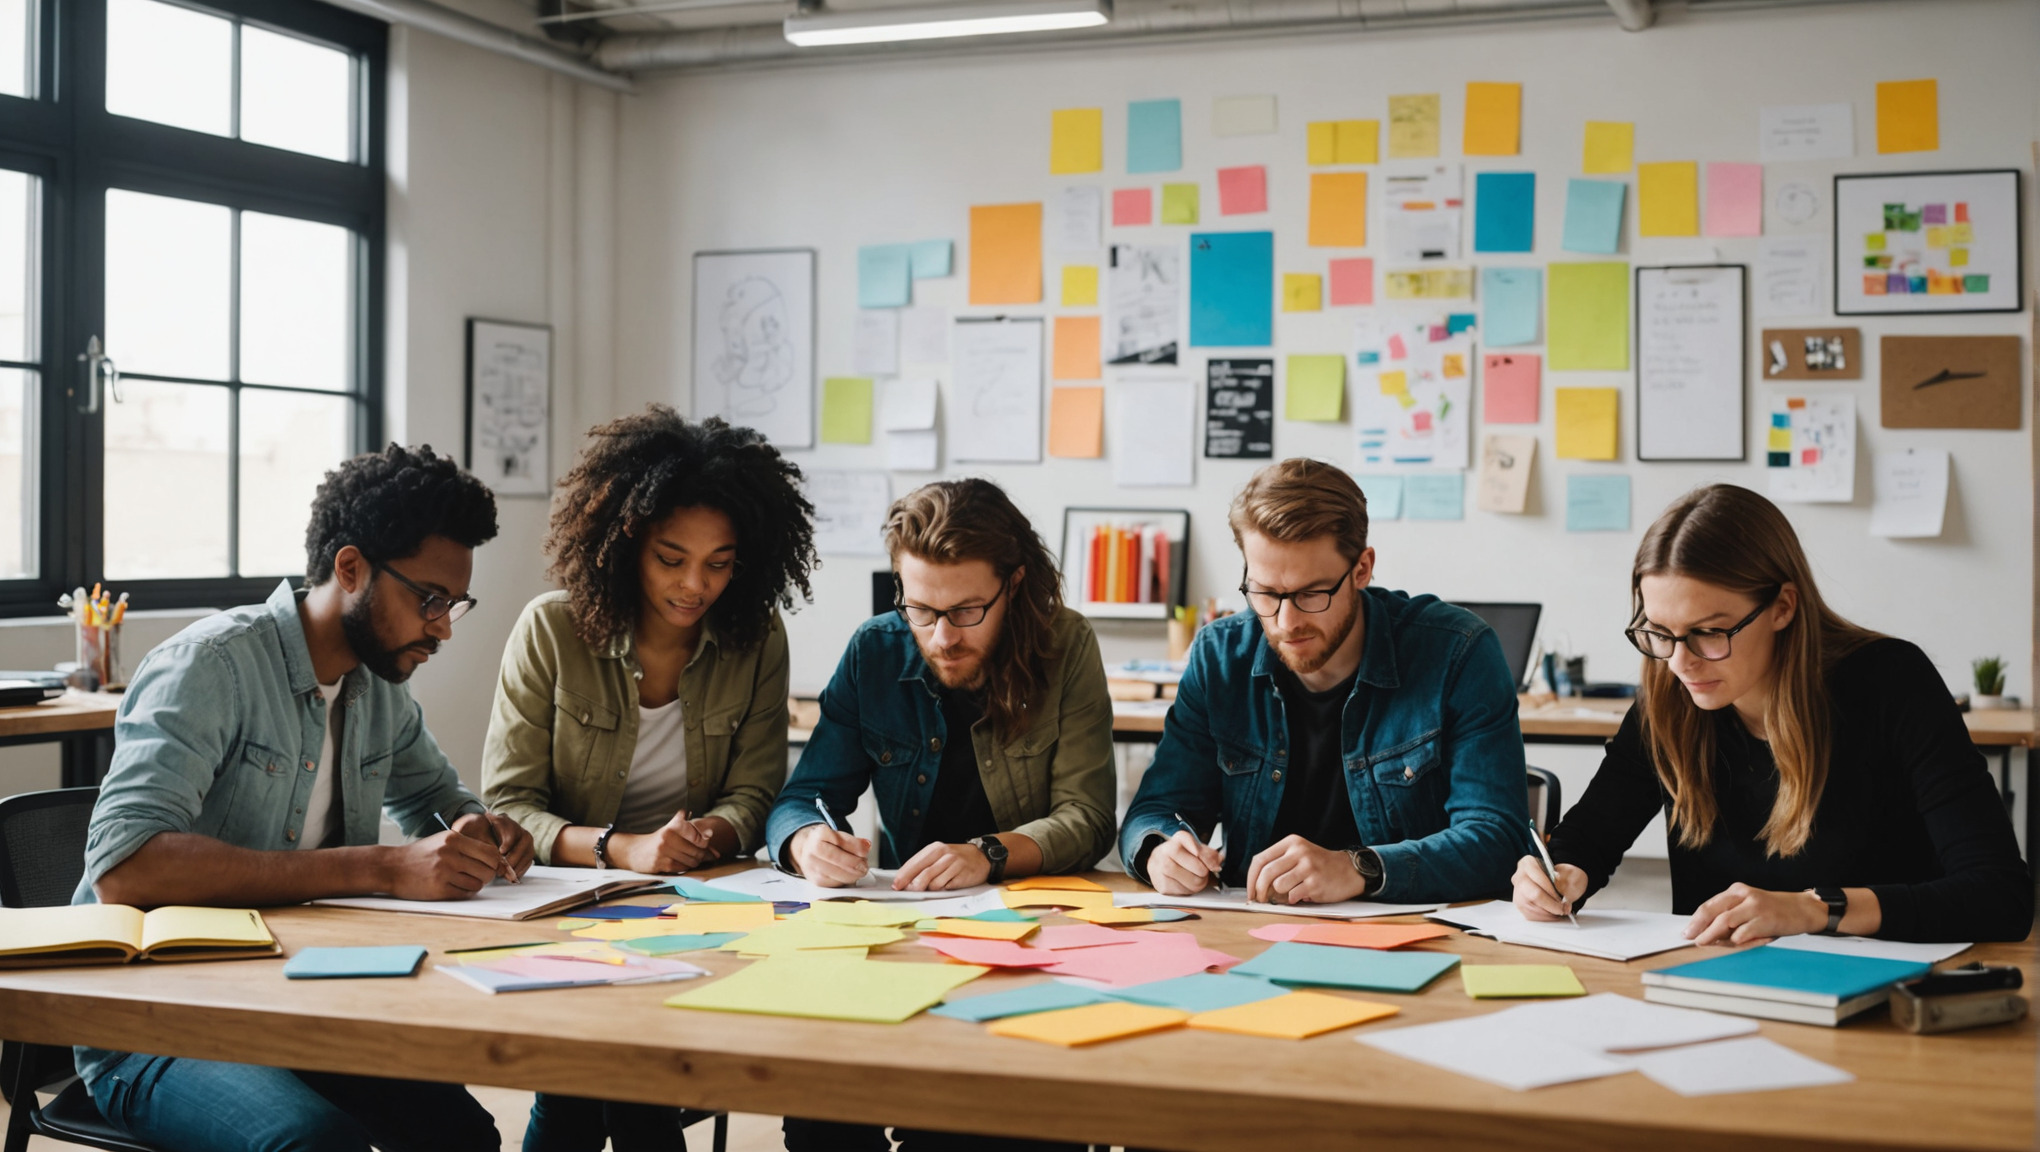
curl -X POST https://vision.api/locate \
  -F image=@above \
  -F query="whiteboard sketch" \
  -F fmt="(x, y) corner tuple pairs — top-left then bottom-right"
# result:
(692, 249), (815, 448)
(806, 469), (892, 556)
(465, 319), (551, 497)
(951, 317), (1043, 462)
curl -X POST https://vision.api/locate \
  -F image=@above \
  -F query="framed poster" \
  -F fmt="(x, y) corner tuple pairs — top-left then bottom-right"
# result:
(464, 318), (551, 497)
(1833, 169), (2021, 315)
(692, 248), (816, 447)
(1060, 508), (1190, 621)
(1634, 265), (1746, 461)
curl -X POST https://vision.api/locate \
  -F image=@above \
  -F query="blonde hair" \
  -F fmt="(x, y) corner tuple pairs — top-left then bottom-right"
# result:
(1228, 458), (1370, 561)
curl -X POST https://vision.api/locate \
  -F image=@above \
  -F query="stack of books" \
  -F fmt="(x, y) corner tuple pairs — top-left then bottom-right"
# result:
(1640, 945), (1932, 1026)
(1080, 522), (1173, 606)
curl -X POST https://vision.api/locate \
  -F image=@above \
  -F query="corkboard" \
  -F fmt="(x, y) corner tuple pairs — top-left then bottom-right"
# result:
(1879, 334), (2022, 429)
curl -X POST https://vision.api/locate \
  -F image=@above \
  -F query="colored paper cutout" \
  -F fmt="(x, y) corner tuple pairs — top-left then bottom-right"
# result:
(1003, 888), (1114, 910)
(1482, 353), (1540, 424)
(1547, 262), (1629, 370)
(1286, 355), (1345, 421)
(1112, 188), (1153, 227)
(931, 982), (1111, 1022)
(1387, 94), (1440, 158)
(1876, 79), (1938, 154)
(1189, 231), (1274, 347)
(1566, 473), (1631, 531)
(1160, 183), (1199, 225)
(969, 203), (1043, 305)
(578, 903), (771, 938)
(1328, 258), (1373, 306)
(1218, 165), (1268, 215)
(1473, 172), (1535, 253)
(1047, 386), (1105, 458)
(797, 901), (925, 928)
(726, 921), (903, 956)
(1052, 316), (1102, 380)
(1282, 273), (1323, 312)
(1308, 172), (1367, 247)
(671, 879), (765, 903)
(1403, 474), (1464, 522)
(910, 239), (952, 279)
(925, 936), (1059, 968)
(1463, 82), (1521, 156)
(1126, 98), (1182, 174)
(857, 244), (912, 308)
(1555, 388), (1620, 460)
(1108, 973), (1285, 1013)
(1582, 121), (1633, 174)
(1460, 964), (1588, 998)
(1005, 875), (1109, 892)
(819, 377), (874, 444)
(1638, 161), (1699, 236)
(1481, 267), (1541, 348)
(1705, 162), (1762, 237)
(1033, 923), (1137, 950)
(1562, 179), (1625, 254)
(1188, 990), (1399, 1039)
(1308, 119), (1379, 165)
(1050, 108), (1103, 174)
(987, 1001), (1189, 1047)
(666, 954), (985, 1023)
(1061, 265), (1099, 306)
(612, 933), (746, 957)
(1288, 923), (1455, 950)
(1065, 907), (1168, 925)
(1230, 942), (1461, 992)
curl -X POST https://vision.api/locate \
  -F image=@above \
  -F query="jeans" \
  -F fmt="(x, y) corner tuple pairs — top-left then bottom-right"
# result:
(87, 1051), (499, 1152)
(524, 1092), (692, 1151)
(782, 1116), (1084, 1151)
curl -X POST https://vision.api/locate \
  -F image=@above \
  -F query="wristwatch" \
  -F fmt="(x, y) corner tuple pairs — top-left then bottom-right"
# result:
(971, 835), (1009, 884)
(1347, 846), (1384, 896)
(593, 823), (619, 869)
(1809, 886), (1847, 935)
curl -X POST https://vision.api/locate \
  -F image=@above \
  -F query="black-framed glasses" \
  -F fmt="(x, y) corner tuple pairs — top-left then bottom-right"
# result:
(373, 562), (478, 624)
(1625, 593), (1777, 662)
(896, 579), (1007, 629)
(1238, 567), (1352, 617)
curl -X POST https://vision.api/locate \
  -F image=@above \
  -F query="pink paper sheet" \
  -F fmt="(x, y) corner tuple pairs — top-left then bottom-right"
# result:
(927, 936), (1060, 968)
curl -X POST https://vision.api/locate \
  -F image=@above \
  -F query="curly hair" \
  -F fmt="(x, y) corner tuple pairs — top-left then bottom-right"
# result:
(545, 407), (817, 653)
(305, 444), (499, 583)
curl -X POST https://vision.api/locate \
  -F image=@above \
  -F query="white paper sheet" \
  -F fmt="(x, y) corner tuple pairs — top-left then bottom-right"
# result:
(1755, 236), (1830, 320)
(852, 309), (899, 377)
(1476, 433), (1534, 513)
(1635, 1036), (1854, 1097)
(1116, 890), (1445, 920)
(1383, 207), (1462, 263)
(1053, 185), (1103, 253)
(806, 469), (891, 556)
(879, 377), (938, 432)
(900, 305), (950, 364)
(1766, 391), (1855, 504)
(1868, 448), (1950, 538)
(1361, 1016), (1631, 1091)
(951, 318), (1043, 462)
(692, 249), (815, 449)
(311, 865), (667, 920)
(1758, 103), (1854, 163)
(1107, 244), (1182, 365)
(1768, 933), (1970, 965)
(1636, 265), (1745, 461)
(1110, 378), (1195, 487)
(1499, 992), (1759, 1053)
(705, 866), (999, 908)
(1212, 94), (1277, 137)
(1428, 901), (1696, 961)
(886, 429), (940, 472)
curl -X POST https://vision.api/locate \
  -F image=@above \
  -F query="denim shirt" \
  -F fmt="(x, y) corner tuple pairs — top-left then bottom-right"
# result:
(765, 608), (1117, 874)
(1121, 586), (1527, 903)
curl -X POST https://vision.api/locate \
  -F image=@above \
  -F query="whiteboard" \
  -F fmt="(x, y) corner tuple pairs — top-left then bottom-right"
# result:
(465, 319), (551, 497)
(951, 317), (1043, 462)
(1635, 265), (1746, 461)
(691, 248), (816, 449)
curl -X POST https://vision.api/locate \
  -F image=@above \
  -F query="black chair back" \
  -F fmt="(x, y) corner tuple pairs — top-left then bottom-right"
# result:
(0, 788), (99, 909)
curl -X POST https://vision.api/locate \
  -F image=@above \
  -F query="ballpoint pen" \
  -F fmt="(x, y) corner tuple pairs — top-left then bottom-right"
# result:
(1529, 819), (1578, 927)
(435, 811), (517, 883)
(1172, 811), (1227, 893)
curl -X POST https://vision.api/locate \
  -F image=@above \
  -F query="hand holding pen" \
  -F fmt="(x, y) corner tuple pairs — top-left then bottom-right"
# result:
(1147, 812), (1226, 896)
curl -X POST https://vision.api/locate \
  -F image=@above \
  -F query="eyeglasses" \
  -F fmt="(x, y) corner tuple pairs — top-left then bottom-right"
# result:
(896, 578), (1007, 629)
(373, 561), (478, 624)
(1625, 594), (1776, 662)
(1238, 567), (1352, 617)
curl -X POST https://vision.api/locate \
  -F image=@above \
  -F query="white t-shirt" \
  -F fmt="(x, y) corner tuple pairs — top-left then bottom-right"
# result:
(612, 698), (690, 835)
(299, 680), (344, 850)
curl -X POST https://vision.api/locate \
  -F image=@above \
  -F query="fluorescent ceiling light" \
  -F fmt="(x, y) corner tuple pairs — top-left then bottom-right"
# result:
(785, 0), (1110, 47)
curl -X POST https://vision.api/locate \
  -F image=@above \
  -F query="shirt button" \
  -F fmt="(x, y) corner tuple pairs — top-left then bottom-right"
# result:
(982, 760), (991, 768)
(295, 807), (303, 814)
(917, 774), (928, 784)
(881, 751), (893, 764)
(1404, 767), (1415, 780)
(1271, 770), (1283, 782)
(303, 760), (314, 771)
(910, 808), (920, 817)
(581, 712), (591, 724)
(285, 829), (297, 841)
(929, 737), (942, 752)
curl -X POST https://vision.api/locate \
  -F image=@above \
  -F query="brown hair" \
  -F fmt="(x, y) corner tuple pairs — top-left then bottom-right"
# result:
(1633, 485), (1880, 856)
(883, 479), (1063, 741)
(1228, 458), (1370, 561)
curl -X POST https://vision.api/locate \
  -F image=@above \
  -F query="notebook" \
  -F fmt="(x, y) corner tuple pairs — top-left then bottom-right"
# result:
(1640, 946), (1931, 1006)
(0, 905), (278, 967)
(312, 864), (668, 920)
(284, 945), (427, 979)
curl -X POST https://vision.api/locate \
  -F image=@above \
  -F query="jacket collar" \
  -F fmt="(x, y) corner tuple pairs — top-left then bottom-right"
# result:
(1248, 586), (1401, 690)
(267, 580), (321, 698)
(598, 615), (723, 663)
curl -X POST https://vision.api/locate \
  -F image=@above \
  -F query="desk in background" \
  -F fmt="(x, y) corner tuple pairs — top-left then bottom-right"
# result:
(0, 691), (118, 788)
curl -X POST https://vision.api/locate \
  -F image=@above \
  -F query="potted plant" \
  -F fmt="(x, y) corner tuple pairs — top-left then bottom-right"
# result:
(1971, 656), (2007, 710)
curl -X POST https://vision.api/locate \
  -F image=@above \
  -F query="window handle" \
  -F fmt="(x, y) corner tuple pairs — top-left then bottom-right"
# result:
(78, 336), (122, 413)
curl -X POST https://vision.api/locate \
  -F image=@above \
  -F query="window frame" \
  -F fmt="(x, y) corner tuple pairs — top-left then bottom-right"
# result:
(0, 0), (385, 617)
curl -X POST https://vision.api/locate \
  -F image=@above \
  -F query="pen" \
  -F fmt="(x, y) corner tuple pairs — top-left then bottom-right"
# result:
(444, 941), (551, 955)
(435, 811), (517, 884)
(1528, 819), (1578, 927)
(1172, 811), (1227, 893)
(813, 796), (847, 834)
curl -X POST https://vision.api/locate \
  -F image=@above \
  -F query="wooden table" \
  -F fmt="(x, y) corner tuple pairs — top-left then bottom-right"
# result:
(0, 690), (118, 787)
(0, 868), (2031, 1152)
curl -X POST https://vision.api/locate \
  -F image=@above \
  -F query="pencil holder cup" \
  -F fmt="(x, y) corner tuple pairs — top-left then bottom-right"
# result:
(1167, 617), (1196, 662)
(79, 623), (124, 690)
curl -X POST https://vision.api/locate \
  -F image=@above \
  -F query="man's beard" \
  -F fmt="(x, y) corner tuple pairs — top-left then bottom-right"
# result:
(921, 633), (1001, 692)
(1267, 589), (1361, 676)
(341, 585), (437, 684)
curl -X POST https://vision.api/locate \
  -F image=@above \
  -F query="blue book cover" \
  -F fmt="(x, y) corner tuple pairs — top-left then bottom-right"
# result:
(1647, 945), (1929, 1002)
(284, 945), (427, 980)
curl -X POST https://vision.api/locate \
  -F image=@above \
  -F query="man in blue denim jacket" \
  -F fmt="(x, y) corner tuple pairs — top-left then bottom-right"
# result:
(1123, 459), (1526, 905)
(72, 445), (533, 1152)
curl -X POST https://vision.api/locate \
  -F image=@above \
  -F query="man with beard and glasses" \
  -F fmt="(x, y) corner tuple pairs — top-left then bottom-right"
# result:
(1122, 458), (1526, 906)
(71, 444), (530, 1152)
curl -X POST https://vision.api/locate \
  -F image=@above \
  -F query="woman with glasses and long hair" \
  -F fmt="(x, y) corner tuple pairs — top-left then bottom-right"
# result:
(1513, 484), (2029, 944)
(482, 407), (817, 1152)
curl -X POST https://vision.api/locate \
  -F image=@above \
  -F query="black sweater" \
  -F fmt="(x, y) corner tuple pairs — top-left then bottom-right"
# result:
(1548, 638), (2031, 943)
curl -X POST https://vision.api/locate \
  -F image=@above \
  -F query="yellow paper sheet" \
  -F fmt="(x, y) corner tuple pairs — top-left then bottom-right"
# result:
(1006, 875), (1109, 892)
(661, 903), (778, 934)
(1049, 108), (1103, 174)
(1387, 94), (1439, 159)
(1876, 79), (1938, 154)
(1048, 386), (1105, 458)
(1637, 162), (1699, 237)
(1189, 991), (1398, 1039)
(1286, 355), (1345, 421)
(571, 919), (700, 941)
(1282, 274), (1323, 312)
(1546, 262), (1629, 371)
(988, 1002), (1189, 1047)
(1052, 316), (1101, 380)
(1308, 172), (1367, 247)
(1307, 121), (1336, 165)
(723, 921), (904, 956)
(1463, 82), (1521, 156)
(1554, 388), (1619, 461)
(1383, 268), (1472, 301)
(820, 377), (873, 444)
(1160, 183), (1199, 225)
(1582, 121), (1633, 174)
(969, 203), (1043, 305)
(796, 902), (926, 928)
(1064, 907), (1156, 925)
(1378, 370), (1408, 397)
(1310, 119), (1378, 164)
(1459, 964), (1587, 999)
(1061, 265), (1098, 306)
(1002, 889), (1114, 911)
(667, 955), (986, 1024)
(916, 919), (1040, 942)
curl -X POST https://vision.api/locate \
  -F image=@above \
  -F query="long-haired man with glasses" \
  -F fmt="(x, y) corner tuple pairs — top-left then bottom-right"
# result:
(71, 444), (526, 1152)
(1122, 458), (1527, 905)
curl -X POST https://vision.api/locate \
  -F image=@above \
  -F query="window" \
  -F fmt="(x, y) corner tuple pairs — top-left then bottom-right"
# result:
(0, 0), (384, 615)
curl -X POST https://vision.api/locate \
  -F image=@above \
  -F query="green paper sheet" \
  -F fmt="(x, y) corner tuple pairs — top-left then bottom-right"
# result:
(1285, 355), (1345, 421)
(1161, 183), (1200, 225)
(1459, 964), (1586, 999)
(820, 377), (874, 443)
(1546, 262), (1628, 371)
(724, 920), (904, 956)
(613, 932), (747, 956)
(667, 955), (988, 1023)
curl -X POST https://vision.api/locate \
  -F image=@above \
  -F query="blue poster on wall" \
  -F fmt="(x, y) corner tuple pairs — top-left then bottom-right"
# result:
(1189, 231), (1273, 347)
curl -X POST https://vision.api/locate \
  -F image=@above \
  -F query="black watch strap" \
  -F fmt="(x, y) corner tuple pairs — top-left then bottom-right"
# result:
(593, 823), (618, 868)
(1811, 886), (1847, 935)
(972, 835), (1009, 883)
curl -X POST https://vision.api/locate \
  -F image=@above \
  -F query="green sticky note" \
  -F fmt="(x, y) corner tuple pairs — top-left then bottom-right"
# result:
(1459, 964), (1586, 999)
(666, 953), (986, 1023)
(1546, 262), (1629, 371)
(794, 901), (925, 928)
(820, 377), (874, 443)
(613, 932), (746, 956)
(1285, 355), (1345, 421)
(1161, 182), (1200, 225)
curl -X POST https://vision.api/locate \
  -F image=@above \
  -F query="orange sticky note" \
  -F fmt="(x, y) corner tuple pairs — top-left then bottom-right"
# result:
(1308, 172), (1367, 247)
(969, 203), (1042, 305)
(1292, 923), (1454, 950)
(1006, 875), (1110, 892)
(1049, 108), (1103, 174)
(1048, 387), (1103, 458)
(1463, 82), (1521, 156)
(1188, 991), (1398, 1040)
(1052, 316), (1101, 380)
(1065, 906), (1156, 925)
(1877, 79), (1938, 154)
(988, 1002), (1189, 1047)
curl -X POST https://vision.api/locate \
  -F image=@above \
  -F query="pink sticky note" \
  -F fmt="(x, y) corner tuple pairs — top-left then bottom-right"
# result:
(926, 937), (1059, 968)
(1217, 165), (1268, 215)
(1036, 924), (1139, 951)
(1412, 410), (1434, 432)
(1248, 924), (1309, 943)
(1801, 447), (1820, 465)
(1113, 188), (1153, 227)
(1039, 936), (1238, 988)
(1482, 353), (1540, 424)
(1387, 334), (1408, 361)
(1705, 162), (1763, 237)
(1328, 258), (1374, 306)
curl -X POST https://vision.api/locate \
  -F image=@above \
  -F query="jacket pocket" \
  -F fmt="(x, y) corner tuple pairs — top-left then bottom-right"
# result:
(697, 704), (745, 788)
(1367, 731), (1445, 838)
(554, 686), (619, 781)
(1368, 732), (1440, 788)
(223, 740), (294, 843)
(861, 729), (919, 774)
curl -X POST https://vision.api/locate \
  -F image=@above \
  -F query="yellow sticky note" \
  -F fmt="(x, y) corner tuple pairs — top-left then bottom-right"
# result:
(660, 903), (778, 934)
(1160, 183), (1199, 225)
(1047, 386), (1105, 458)
(1052, 316), (1102, 381)
(1554, 388), (1619, 461)
(1949, 222), (1974, 245)
(722, 921), (904, 956)
(1049, 108), (1103, 174)
(1378, 370), (1408, 397)
(1006, 875), (1109, 892)
(1950, 248), (1969, 267)
(1286, 355), (1345, 421)
(1003, 888), (1114, 910)
(1306, 121), (1336, 165)
(666, 953), (986, 1024)
(820, 377), (873, 444)
(969, 203), (1043, 305)
(1387, 94), (1440, 158)
(1864, 233), (1886, 252)
(1064, 906), (1155, 925)
(1460, 965), (1587, 999)
(572, 919), (697, 941)
(1188, 991), (1399, 1039)
(987, 1002), (1190, 1047)
(1335, 120), (1378, 164)
(1442, 353), (1466, 379)
(916, 919), (1039, 942)
(1582, 121), (1633, 174)
(1637, 162), (1699, 236)
(1061, 265), (1098, 306)
(1463, 82), (1521, 156)
(1876, 79), (1938, 154)
(1767, 427), (1792, 451)
(1925, 226), (1949, 249)
(796, 901), (925, 928)
(1547, 262), (1629, 371)
(1308, 172), (1367, 247)
(1282, 274), (1323, 312)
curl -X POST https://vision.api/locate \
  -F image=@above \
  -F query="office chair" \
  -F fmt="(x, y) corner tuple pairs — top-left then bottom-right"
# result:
(1525, 766), (1563, 839)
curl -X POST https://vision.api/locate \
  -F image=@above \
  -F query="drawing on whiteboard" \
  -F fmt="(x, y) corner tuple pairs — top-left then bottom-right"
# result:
(1107, 244), (1181, 365)
(1635, 265), (1746, 462)
(712, 277), (796, 414)
(1352, 313), (1475, 471)
(466, 319), (551, 498)
(951, 318), (1044, 463)
(692, 249), (816, 448)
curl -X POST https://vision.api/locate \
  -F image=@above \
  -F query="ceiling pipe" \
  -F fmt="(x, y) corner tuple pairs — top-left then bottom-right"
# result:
(320, 0), (637, 91)
(1605, 0), (1654, 30)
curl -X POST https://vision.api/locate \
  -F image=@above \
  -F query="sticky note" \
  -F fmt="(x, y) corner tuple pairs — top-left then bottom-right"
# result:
(857, 244), (912, 308)
(1876, 79), (1938, 153)
(1705, 162), (1763, 237)
(1050, 108), (1103, 174)
(1307, 121), (1336, 165)
(1638, 161), (1699, 236)
(1328, 258), (1373, 306)
(1160, 182), (1199, 225)
(612, 933), (746, 957)
(1126, 98), (1182, 173)
(910, 239), (952, 279)
(1065, 907), (1159, 925)
(1061, 265), (1098, 306)
(1583, 121), (1633, 174)
(1308, 118), (1378, 165)
(1387, 93), (1440, 158)
(1377, 370), (1408, 397)
(797, 901), (925, 927)
(1460, 964), (1587, 999)
(924, 936), (1058, 968)
(671, 878), (765, 903)
(1482, 353), (1540, 424)
(1358, 475), (1403, 519)
(1285, 355), (1344, 421)
(1404, 474), (1464, 522)
(1048, 386), (1104, 457)
(1051, 316), (1102, 381)
(1282, 274), (1322, 312)
(1481, 267), (1541, 348)
(1003, 888), (1114, 910)
(1288, 923), (1454, 950)
(1555, 388), (1620, 460)
(1547, 262), (1629, 371)
(1308, 172), (1367, 247)
(820, 377), (874, 444)
(931, 982), (1111, 1023)
(284, 945), (426, 979)
(1112, 188), (1152, 227)
(1189, 231), (1274, 347)
(666, 953), (985, 1024)
(1006, 875), (1109, 892)
(1562, 179), (1626, 254)
(969, 203), (1043, 305)
(1463, 82), (1521, 155)
(725, 920), (902, 956)
(1473, 172), (1535, 253)
(1217, 165), (1267, 215)
(1108, 973), (1285, 1013)
(1230, 942), (1461, 992)
(1189, 990), (1398, 1039)
(1212, 94), (1277, 137)
(1566, 473), (1630, 530)
(988, 1001), (1190, 1046)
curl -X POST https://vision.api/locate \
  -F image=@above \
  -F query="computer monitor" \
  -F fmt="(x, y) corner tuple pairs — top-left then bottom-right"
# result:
(871, 570), (897, 618)
(1450, 602), (1542, 691)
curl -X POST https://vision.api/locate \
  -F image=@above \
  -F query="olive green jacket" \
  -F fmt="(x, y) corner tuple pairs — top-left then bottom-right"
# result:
(482, 591), (789, 863)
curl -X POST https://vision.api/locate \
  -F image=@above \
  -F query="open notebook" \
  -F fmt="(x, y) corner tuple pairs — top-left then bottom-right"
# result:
(311, 864), (670, 921)
(0, 905), (278, 968)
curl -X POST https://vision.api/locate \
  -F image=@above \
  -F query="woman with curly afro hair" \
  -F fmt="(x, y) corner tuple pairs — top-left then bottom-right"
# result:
(482, 406), (816, 1151)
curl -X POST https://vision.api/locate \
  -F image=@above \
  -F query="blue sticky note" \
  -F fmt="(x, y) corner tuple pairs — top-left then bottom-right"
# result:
(1230, 942), (1461, 993)
(671, 878), (765, 903)
(612, 932), (746, 956)
(1127, 98), (1183, 174)
(857, 244), (913, 307)
(1107, 973), (1285, 1013)
(1446, 313), (1477, 335)
(961, 908), (1037, 923)
(1481, 267), (1542, 348)
(910, 239), (952, 279)
(1770, 412), (1791, 428)
(284, 945), (426, 979)
(1358, 474), (1404, 519)
(1563, 179), (1626, 255)
(1146, 908), (1194, 922)
(1189, 231), (1274, 347)
(931, 982), (1112, 1022)
(1566, 474), (1631, 532)
(1405, 474), (1465, 521)
(1474, 172), (1536, 253)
